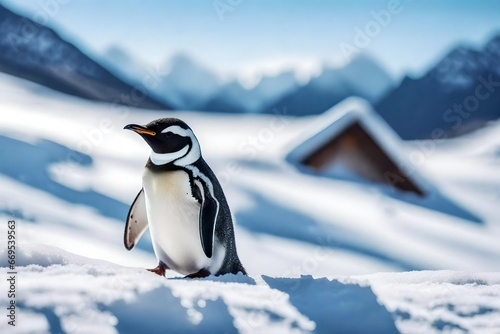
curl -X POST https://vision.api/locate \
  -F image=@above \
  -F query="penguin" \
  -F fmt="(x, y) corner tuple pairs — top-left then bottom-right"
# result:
(123, 118), (246, 278)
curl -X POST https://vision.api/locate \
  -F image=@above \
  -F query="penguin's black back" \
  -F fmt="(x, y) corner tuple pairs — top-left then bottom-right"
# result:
(191, 158), (246, 276)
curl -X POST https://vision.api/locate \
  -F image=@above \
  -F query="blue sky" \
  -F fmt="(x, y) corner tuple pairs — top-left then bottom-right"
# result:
(2, 0), (500, 80)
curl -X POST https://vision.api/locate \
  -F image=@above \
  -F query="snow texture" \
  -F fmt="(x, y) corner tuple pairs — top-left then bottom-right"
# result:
(1, 245), (499, 333)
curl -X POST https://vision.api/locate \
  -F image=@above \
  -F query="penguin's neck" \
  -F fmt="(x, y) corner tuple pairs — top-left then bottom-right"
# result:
(150, 145), (190, 165)
(148, 140), (201, 169)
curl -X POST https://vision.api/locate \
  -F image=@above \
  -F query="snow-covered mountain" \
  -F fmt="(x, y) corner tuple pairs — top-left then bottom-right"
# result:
(203, 70), (300, 113)
(376, 34), (500, 139)
(259, 55), (394, 116)
(154, 54), (223, 109)
(97, 49), (392, 115)
(102, 50), (223, 110)
(0, 4), (168, 109)
(101, 49), (300, 113)
(101, 45), (148, 85)
(198, 55), (393, 115)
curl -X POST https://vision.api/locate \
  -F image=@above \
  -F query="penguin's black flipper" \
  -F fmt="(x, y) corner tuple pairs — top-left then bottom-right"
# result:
(124, 189), (149, 250)
(194, 179), (219, 258)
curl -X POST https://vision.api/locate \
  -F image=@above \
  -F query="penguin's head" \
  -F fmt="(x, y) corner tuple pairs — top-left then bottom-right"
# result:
(124, 118), (201, 166)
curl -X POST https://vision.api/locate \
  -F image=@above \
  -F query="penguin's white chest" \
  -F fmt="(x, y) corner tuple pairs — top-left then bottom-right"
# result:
(142, 169), (208, 274)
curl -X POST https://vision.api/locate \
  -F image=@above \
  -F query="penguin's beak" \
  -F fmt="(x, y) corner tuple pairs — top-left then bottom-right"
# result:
(124, 124), (156, 136)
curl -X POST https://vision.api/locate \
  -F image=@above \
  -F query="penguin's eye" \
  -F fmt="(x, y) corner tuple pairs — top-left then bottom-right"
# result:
(165, 131), (173, 137)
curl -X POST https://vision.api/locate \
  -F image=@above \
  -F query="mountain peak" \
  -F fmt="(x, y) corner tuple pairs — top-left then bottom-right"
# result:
(104, 45), (135, 62)
(485, 34), (500, 58)
(431, 44), (490, 89)
(157, 54), (221, 109)
(376, 35), (500, 139)
(164, 53), (208, 74)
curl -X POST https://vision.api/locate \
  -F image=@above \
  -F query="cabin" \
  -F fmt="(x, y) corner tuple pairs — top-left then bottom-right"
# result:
(285, 98), (481, 223)
(285, 98), (430, 196)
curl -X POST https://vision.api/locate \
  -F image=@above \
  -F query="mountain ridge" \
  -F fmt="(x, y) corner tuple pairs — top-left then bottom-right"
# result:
(98, 46), (393, 115)
(376, 34), (500, 139)
(0, 4), (170, 109)
(258, 54), (394, 116)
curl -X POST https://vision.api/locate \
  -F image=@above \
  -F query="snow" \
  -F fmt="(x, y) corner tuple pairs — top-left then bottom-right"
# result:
(0, 72), (500, 332)
(365, 271), (500, 334)
(1, 245), (499, 333)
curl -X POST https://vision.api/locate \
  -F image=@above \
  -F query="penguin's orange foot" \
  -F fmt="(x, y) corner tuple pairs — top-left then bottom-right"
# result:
(185, 268), (211, 279)
(147, 261), (168, 276)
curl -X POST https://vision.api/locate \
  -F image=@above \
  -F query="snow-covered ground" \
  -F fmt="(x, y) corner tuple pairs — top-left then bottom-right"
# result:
(0, 72), (500, 333)
(1, 245), (499, 334)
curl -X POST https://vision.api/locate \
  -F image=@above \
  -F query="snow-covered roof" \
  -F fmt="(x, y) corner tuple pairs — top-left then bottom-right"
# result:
(285, 97), (433, 194)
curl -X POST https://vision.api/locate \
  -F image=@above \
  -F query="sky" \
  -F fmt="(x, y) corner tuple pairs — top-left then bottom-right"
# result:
(1, 0), (500, 82)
